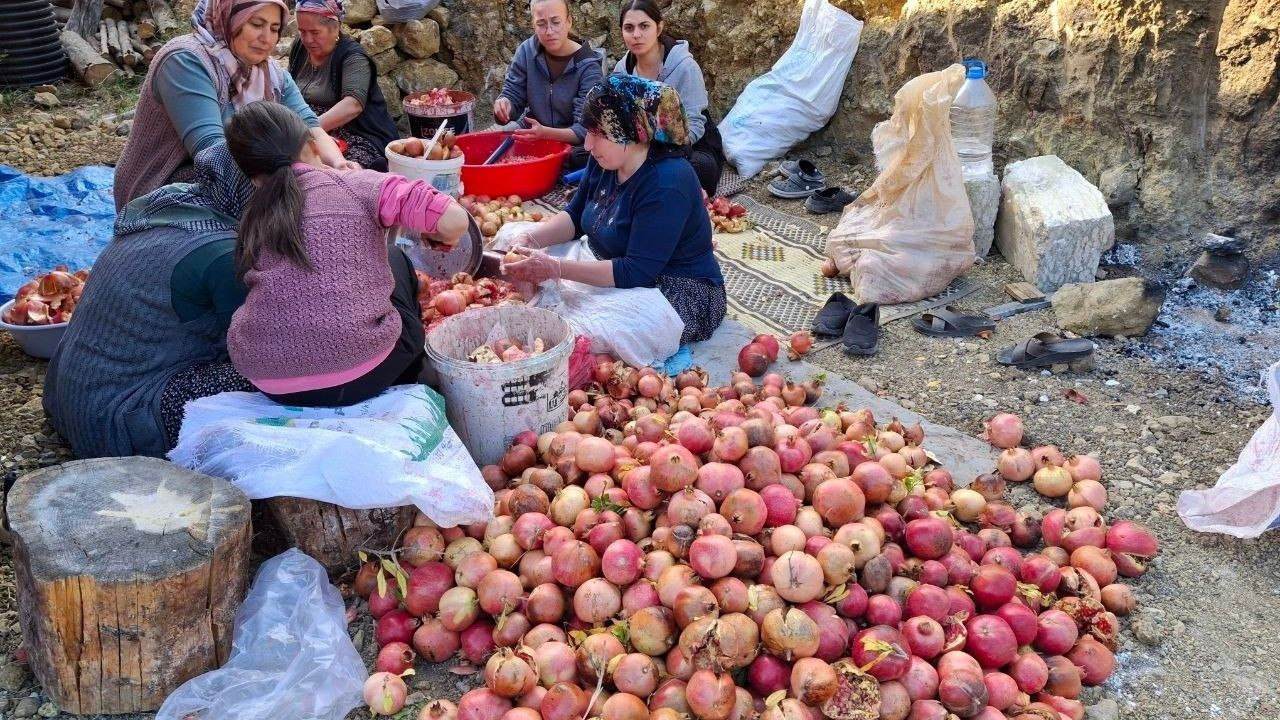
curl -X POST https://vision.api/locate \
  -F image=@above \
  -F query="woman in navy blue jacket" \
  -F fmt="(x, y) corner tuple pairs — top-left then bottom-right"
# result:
(502, 75), (726, 344)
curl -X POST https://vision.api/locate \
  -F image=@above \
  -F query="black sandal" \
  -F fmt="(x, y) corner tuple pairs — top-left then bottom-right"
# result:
(911, 306), (997, 337)
(996, 332), (1094, 368)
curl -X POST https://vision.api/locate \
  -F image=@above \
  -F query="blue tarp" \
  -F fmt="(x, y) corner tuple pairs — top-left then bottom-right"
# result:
(0, 164), (115, 298)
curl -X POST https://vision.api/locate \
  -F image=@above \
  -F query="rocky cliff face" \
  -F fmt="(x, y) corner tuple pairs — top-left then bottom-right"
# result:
(434, 0), (1279, 257)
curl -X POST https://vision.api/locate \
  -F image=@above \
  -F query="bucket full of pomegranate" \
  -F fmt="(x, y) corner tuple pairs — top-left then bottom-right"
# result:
(425, 305), (571, 465)
(404, 88), (476, 138)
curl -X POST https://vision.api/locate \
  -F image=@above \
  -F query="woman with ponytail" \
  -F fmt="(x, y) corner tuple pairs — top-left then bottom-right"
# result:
(224, 100), (469, 407)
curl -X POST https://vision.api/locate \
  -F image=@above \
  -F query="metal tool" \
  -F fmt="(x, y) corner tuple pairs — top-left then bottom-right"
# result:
(484, 110), (530, 165)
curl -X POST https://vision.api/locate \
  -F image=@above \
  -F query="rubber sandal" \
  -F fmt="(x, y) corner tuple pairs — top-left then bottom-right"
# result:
(768, 163), (826, 199)
(805, 186), (858, 214)
(812, 292), (855, 336)
(842, 303), (880, 356)
(996, 332), (1095, 368)
(911, 306), (997, 338)
(779, 159), (823, 182)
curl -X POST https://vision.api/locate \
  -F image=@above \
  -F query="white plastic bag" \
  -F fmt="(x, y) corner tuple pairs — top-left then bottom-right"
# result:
(719, 0), (863, 178)
(169, 384), (494, 528)
(824, 64), (976, 304)
(156, 549), (366, 720)
(376, 0), (438, 23)
(1177, 362), (1280, 538)
(533, 239), (684, 368)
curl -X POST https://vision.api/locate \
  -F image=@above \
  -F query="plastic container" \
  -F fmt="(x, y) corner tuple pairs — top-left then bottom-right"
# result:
(425, 305), (572, 466)
(404, 89), (476, 138)
(386, 140), (465, 197)
(950, 58), (997, 179)
(0, 300), (67, 359)
(0, 0), (67, 89)
(454, 132), (570, 201)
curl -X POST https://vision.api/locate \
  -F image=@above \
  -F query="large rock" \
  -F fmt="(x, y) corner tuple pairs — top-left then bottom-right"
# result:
(371, 47), (401, 75)
(396, 18), (441, 59)
(996, 155), (1115, 291)
(1052, 277), (1165, 338)
(964, 172), (1000, 257)
(1188, 251), (1249, 289)
(393, 58), (459, 93)
(379, 76), (403, 118)
(360, 25), (396, 56)
(345, 0), (377, 24)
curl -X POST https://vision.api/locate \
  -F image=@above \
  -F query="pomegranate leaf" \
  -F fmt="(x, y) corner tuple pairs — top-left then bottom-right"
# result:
(375, 568), (388, 599)
(765, 690), (787, 708)
(358, 550), (368, 563)
(448, 664), (479, 676)
(1062, 388), (1089, 404)
(609, 622), (630, 648)
(824, 584), (850, 603)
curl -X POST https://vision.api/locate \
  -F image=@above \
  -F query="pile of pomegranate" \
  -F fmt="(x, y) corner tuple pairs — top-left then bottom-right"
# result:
(405, 88), (465, 110)
(706, 197), (749, 234)
(417, 271), (525, 333)
(354, 364), (1157, 720)
(2, 266), (90, 326)
(460, 195), (546, 238)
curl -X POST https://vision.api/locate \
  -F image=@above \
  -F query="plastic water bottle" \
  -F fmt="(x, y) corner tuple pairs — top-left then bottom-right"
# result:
(950, 59), (997, 178)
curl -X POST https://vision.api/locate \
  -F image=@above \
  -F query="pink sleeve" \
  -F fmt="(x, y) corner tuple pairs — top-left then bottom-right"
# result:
(378, 175), (455, 234)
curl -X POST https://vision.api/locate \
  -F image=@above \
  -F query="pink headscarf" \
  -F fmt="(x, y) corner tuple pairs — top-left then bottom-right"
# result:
(296, 0), (345, 22)
(191, 0), (290, 109)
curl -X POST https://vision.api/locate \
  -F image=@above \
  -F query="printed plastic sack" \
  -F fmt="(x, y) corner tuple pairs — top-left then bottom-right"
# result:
(532, 239), (683, 368)
(1177, 362), (1280, 538)
(825, 64), (976, 304)
(719, 0), (863, 178)
(169, 384), (494, 527)
(155, 549), (366, 720)
(376, 0), (438, 23)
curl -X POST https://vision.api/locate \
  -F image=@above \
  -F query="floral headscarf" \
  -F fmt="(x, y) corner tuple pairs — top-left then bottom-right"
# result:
(582, 74), (689, 147)
(296, 0), (345, 21)
(191, 0), (289, 109)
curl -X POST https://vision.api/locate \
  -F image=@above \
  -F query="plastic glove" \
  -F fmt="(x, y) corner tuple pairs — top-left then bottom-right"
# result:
(502, 247), (561, 284)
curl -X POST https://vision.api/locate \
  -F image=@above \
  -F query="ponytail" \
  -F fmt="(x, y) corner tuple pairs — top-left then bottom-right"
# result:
(225, 101), (314, 277)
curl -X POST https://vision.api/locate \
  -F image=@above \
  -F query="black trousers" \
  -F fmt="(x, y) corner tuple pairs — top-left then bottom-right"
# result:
(690, 144), (724, 198)
(264, 247), (425, 407)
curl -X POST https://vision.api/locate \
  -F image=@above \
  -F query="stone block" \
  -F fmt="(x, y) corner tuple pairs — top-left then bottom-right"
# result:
(345, 0), (377, 24)
(1188, 251), (1248, 289)
(996, 155), (1115, 292)
(1202, 232), (1244, 256)
(1052, 277), (1165, 338)
(371, 47), (401, 75)
(393, 58), (458, 93)
(396, 18), (441, 59)
(360, 25), (396, 56)
(1099, 163), (1138, 207)
(964, 171), (1000, 257)
(427, 6), (449, 29)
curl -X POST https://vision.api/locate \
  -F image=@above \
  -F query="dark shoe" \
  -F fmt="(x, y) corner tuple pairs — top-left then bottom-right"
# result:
(812, 292), (856, 336)
(805, 186), (858, 214)
(996, 332), (1095, 368)
(842, 303), (880, 356)
(911, 306), (997, 337)
(769, 160), (826, 199)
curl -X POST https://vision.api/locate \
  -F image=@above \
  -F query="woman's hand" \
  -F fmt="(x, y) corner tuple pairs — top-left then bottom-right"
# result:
(494, 97), (513, 125)
(502, 246), (561, 283)
(513, 117), (550, 142)
(506, 231), (538, 251)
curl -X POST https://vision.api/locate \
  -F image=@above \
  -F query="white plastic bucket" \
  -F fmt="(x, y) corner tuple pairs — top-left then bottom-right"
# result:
(385, 142), (465, 197)
(426, 306), (571, 466)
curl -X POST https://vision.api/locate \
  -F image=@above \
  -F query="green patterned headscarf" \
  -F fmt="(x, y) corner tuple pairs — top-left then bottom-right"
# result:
(582, 74), (689, 146)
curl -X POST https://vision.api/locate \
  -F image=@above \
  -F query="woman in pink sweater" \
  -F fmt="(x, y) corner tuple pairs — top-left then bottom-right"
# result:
(224, 100), (469, 406)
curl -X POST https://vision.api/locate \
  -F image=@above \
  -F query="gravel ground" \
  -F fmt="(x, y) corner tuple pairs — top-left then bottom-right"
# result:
(1, 96), (1278, 719)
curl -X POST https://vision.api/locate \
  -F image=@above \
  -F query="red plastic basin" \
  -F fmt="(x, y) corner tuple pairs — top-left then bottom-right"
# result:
(455, 132), (569, 201)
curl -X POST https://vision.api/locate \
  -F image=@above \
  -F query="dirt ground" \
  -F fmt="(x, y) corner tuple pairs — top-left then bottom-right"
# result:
(1, 83), (1278, 720)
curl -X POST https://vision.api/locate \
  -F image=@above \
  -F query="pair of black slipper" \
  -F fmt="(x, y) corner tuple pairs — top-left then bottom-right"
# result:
(813, 293), (879, 355)
(912, 306), (1094, 368)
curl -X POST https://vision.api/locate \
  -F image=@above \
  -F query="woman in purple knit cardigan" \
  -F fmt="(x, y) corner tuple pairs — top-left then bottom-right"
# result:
(224, 101), (470, 407)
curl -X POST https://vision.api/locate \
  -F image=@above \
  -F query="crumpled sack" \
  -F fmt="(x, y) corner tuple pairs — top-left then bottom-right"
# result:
(155, 549), (366, 720)
(169, 384), (494, 528)
(825, 64), (976, 304)
(1177, 362), (1280, 538)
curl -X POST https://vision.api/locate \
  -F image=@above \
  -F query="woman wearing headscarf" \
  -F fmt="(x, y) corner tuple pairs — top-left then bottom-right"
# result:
(288, 0), (398, 171)
(503, 75), (725, 343)
(46, 144), (257, 458)
(113, 0), (357, 211)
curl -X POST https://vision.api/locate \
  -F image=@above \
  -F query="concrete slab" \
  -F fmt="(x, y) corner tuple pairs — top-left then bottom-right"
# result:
(689, 319), (998, 484)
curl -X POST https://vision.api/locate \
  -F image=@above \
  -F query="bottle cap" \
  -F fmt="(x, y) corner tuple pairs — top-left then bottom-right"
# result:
(962, 58), (987, 79)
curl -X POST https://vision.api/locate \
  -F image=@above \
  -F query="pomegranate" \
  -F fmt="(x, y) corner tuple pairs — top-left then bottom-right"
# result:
(850, 625), (911, 681)
(365, 672), (409, 716)
(982, 413), (1023, 448)
(376, 641), (416, 674)
(904, 516), (954, 560)
(964, 614), (1018, 669)
(459, 688), (513, 720)
(738, 343), (771, 376)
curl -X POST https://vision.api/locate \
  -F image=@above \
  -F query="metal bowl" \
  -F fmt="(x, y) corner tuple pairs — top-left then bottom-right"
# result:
(395, 213), (484, 280)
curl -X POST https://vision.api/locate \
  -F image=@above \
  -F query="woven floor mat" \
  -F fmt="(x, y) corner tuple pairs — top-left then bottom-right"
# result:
(714, 195), (978, 337)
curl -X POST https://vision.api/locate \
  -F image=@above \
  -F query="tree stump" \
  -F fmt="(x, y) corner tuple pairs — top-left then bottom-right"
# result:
(8, 457), (251, 715)
(265, 497), (415, 574)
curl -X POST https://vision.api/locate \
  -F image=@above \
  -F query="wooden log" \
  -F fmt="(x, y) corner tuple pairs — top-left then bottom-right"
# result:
(137, 15), (156, 40)
(147, 0), (179, 38)
(116, 20), (140, 66)
(99, 19), (110, 54)
(66, 0), (105, 39)
(9, 457), (251, 714)
(265, 497), (416, 574)
(64, 29), (117, 85)
(105, 17), (124, 59)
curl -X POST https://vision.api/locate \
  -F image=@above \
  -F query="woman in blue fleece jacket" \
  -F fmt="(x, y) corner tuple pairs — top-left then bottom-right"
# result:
(502, 76), (726, 344)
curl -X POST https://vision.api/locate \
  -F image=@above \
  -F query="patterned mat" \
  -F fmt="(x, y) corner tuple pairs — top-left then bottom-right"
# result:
(714, 195), (978, 337)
